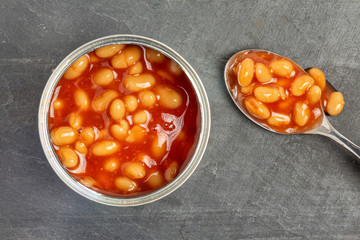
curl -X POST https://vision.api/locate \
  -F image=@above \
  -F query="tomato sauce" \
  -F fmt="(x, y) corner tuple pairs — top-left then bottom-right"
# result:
(48, 45), (200, 197)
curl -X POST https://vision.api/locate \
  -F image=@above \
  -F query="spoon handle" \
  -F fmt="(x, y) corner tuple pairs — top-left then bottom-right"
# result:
(314, 118), (360, 160)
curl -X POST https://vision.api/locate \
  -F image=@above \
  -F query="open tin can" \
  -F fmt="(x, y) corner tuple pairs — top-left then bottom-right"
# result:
(38, 35), (211, 206)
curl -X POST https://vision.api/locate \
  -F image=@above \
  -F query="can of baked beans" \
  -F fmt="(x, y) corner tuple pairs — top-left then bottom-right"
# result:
(38, 35), (211, 206)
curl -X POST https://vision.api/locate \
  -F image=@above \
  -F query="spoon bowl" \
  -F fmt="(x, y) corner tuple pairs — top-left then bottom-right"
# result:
(224, 49), (360, 159)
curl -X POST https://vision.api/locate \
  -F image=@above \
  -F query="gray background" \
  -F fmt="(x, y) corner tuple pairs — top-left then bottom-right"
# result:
(1, 0), (360, 239)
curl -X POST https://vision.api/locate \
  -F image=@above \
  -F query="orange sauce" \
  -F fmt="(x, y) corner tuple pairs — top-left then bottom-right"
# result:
(48, 45), (200, 197)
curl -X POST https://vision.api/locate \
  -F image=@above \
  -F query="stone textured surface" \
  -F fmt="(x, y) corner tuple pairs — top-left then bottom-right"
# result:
(1, 0), (360, 239)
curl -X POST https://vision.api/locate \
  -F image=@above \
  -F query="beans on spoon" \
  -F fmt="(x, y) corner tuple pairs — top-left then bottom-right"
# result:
(224, 50), (359, 160)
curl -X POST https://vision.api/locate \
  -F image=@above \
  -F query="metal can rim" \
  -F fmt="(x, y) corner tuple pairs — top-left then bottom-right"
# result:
(38, 34), (211, 206)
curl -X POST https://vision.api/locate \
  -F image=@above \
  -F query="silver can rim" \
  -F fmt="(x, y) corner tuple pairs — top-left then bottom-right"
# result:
(38, 34), (211, 206)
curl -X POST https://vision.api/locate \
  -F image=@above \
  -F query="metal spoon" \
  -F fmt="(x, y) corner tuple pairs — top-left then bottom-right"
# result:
(224, 49), (360, 160)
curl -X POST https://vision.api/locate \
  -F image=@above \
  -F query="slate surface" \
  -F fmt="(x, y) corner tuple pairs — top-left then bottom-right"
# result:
(1, 0), (360, 239)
